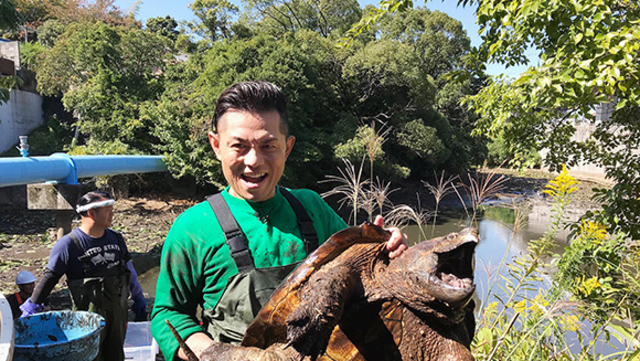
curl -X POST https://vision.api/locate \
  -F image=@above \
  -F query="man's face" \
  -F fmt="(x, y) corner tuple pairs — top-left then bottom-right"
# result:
(89, 197), (114, 228)
(209, 109), (295, 203)
(19, 282), (35, 297)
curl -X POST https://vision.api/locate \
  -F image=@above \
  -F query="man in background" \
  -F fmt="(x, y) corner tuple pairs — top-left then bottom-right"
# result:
(21, 190), (147, 361)
(4, 270), (37, 319)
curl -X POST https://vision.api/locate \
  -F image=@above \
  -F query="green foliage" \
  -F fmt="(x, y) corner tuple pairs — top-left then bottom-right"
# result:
(342, 39), (435, 113)
(1, 116), (74, 157)
(188, 0), (238, 42)
(0, 0), (23, 31)
(37, 20), (67, 47)
(175, 34), (196, 53)
(465, 0), (640, 233)
(20, 3), (488, 189)
(341, 0), (412, 46)
(472, 167), (640, 360)
(334, 124), (410, 180)
(19, 41), (45, 71)
(378, 7), (470, 80)
(0, 75), (22, 105)
(35, 22), (170, 155)
(243, 0), (362, 38)
(140, 6), (486, 187)
(11, 0), (47, 25)
(396, 119), (448, 165)
(335, 125), (384, 161)
(555, 221), (634, 322)
(486, 135), (541, 169)
(25, 116), (74, 155)
(146, 16), (179, 41)
(348, 0), (640, 244)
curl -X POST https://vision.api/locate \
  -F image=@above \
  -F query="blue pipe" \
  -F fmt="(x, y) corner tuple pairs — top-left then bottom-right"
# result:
(0, 153), (167, 188)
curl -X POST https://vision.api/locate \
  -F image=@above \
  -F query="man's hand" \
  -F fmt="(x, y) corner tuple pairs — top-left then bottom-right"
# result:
(179, 332), (215, 360)
(20, 298), (44, 317)
(132, 297), (147, 321)
(373, 215), (408, 259)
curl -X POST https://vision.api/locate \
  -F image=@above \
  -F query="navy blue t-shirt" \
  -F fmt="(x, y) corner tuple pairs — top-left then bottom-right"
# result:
(46, 228), (130, 280)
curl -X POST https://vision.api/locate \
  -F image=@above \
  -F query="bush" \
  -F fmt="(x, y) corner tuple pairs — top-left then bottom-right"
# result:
(1, 116), (73, 157)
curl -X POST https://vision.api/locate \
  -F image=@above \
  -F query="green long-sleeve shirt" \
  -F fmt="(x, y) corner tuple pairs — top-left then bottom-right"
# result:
(151, 187), (347, 360)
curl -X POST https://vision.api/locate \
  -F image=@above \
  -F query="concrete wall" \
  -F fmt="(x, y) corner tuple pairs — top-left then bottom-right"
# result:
(540, 123), (608, 176)
(540, 119), (639, 184)
(0, 41), (20, 70)
(0, 89), (43, 153)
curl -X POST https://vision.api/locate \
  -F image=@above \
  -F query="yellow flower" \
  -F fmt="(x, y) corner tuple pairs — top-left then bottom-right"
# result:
(576, 276), (602, 297)
(543, 164), (579, 197)
(514, 299), (527, 313)
(530, 291), (550, 313)
(577, 220), (608, 245)
(560, 314), (581, 332)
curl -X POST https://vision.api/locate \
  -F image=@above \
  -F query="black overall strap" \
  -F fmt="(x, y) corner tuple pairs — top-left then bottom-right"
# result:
(207, 194), (256, 273)
(278, 186), (319, 254)
(69, 231), (92, 277)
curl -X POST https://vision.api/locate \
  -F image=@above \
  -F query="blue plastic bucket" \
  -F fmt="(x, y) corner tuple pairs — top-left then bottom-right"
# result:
(13, 311), (105, 361)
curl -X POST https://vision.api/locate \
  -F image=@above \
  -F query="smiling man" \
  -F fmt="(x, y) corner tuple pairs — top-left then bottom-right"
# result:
(150, 81), (407, 361)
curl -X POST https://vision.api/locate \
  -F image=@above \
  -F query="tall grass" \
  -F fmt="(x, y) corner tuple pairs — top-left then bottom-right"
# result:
(453, 167), (509, 226)
(321, 158), (368, 226)
(423, 171), (456, 237)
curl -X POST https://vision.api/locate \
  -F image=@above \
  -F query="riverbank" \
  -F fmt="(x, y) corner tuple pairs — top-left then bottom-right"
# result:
(0, 168), (608, 300)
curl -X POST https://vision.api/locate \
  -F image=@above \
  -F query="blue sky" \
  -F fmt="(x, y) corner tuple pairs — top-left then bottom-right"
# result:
(114, 0), (536, 77)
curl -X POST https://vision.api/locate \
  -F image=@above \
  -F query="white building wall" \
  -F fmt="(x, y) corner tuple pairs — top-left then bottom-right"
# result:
(0, 89), (43, 153)
(0, 41), (20, 70)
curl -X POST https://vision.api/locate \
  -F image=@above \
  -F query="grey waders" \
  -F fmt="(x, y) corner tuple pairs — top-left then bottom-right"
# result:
(67, 232), (130, 361)
(202, 187), (318, 343)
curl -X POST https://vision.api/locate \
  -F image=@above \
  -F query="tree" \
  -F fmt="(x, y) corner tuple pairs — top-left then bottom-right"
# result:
(35, 22), (169, 154)
(243, 0), (362, 37)
(11, 0), (48, 25)
(376, 7), (487, 171)
(0, 0), (23, 31)
(187, 0), (238, 42)
(37, 19), (67, 47)
(147, 5), (485, 187)
(378, 8), (470, 80)
(41, 0), (139, 27)
(149, 31), (349, 187)
(146, 15), (179, 41)
(0, 0), (23, 106)
(351, 0), (640, 234)
(462, 0), (640, 237)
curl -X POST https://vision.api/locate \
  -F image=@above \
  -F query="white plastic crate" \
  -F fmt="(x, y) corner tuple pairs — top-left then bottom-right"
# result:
(124, 321), (159, 361)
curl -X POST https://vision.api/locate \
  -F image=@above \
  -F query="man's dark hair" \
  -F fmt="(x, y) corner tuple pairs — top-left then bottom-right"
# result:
(213, 81), (289, 136)
(76, 190), (112, 217)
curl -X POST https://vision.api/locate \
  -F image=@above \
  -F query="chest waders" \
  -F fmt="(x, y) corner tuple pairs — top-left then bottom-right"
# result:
(202, 187), (319, 344)
(66, 232), (130, 361)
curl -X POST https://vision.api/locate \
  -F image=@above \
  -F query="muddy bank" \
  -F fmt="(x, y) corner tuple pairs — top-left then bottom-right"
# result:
(0, 194), (195, 315)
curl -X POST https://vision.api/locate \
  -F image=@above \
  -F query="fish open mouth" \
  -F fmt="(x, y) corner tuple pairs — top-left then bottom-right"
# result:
(429, 241), (477, 308)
